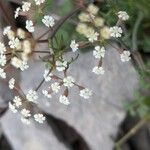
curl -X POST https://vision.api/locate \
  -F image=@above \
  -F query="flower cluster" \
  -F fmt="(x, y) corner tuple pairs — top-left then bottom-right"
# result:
(14, 1), (55, 34)
(76, 4), (131, 76)
(41, 69), (93, 105)
(77, 4), (110, 42)
(0, 1), (132, 125)
(26, 90), (38, 102)
(9, 93), (45, 124)
(118, 11), (129, 21)
(9, 78), (15, 89)
(2, 26), (31, 72)
(109, 26), (122, 38)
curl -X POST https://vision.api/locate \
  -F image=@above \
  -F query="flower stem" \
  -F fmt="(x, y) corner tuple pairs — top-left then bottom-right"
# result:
(115, 117), (148, 149)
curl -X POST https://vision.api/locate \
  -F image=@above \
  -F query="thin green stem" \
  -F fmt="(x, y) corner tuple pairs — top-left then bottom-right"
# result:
(115, 118), (148, 149)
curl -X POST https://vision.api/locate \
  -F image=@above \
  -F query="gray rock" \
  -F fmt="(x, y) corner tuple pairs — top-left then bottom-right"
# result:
(1, 111), (67, 150)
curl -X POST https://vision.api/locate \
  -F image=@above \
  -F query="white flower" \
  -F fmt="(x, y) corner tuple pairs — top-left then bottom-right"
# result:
(26, 20), (34, 32)
(11, 57), (28, 71)
(70, 40), (79, 52)
(0, 68), (6, 79)
(0, 54), (6, 66)
(26, 90), (38, 102)
(51, 82), (60, 93)
(7, 30), (15, 40)
(42, 90), (52, 99)
(92, 66), (105, 75)
(8, 37), (21, 49)
(63, 76), (75, 88)
(80, 88), (92, 99)
(20, 61), (29, 71)
(9, 78), (15, 89)
(59, 95), (70, 105)
(13, 96), (22, 107)
(118, 11), (129, 21)
(87, 31), (99, 43)
(76, 23), (88, 35)
(109, 26), (122, 38)
(0, 42), (6, 54)
(21, 117), (30, 125)
(3, 26), (15, 40)
(42, 15), (55, 27)
(14, 7), (21, 18)
(94, 17), (104, 27)
(22, 40), (32, 54)
(9, 102), (17, 113)
(56, 60), (67, 72)
(78, 12), (91, 22)
(100, 26), (110, 40)
(93, 46), (105, 59)
(34, 0), (45, 5)
(120, 50), (131, 62)
(11, 57), (22, 69)
(87, 4), (99, 15)
(22, 1), (31, 12)
(21, 109), (31, 117)
(17, 28), (26, 39)
(34, 113), (45, 123)
(3, 26), (11, 36)
(43, 70), (52, 82)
